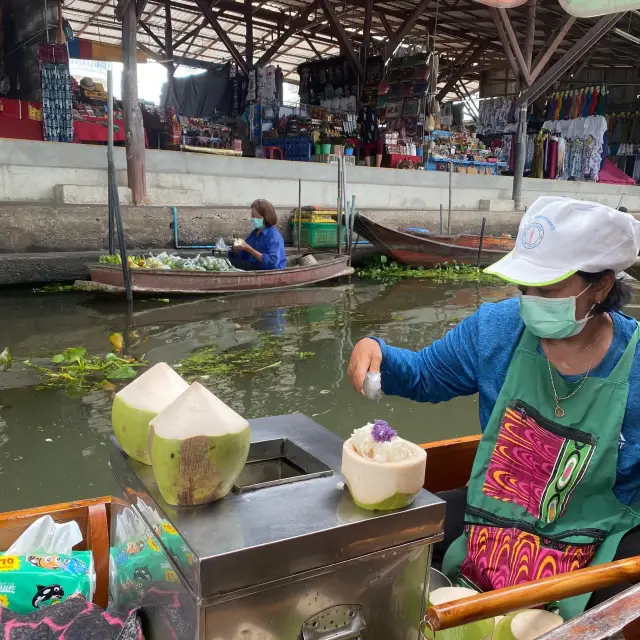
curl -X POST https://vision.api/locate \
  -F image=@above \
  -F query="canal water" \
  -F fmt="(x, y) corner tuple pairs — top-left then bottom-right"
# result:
(2, 276), (633, 513)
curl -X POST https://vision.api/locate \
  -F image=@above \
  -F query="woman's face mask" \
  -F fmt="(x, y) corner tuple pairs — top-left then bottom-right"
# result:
(251, 217), (264, 230)
(519, 284), (595, 339)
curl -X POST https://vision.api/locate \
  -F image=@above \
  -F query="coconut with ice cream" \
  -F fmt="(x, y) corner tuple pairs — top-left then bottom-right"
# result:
(112, 362), (189, 465)
(149, 382), (250, 507)
(341, 420), (427, 511)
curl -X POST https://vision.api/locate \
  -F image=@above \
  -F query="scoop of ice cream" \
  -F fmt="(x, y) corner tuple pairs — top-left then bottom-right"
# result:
(350, 420), (417, 463)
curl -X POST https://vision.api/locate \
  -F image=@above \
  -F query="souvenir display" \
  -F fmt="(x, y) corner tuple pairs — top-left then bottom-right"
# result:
(39, 44), (73, 143)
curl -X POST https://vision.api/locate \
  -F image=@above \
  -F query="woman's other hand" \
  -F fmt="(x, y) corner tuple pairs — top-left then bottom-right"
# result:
(348, 338), (382, 393)
(235, 241), (251, 253)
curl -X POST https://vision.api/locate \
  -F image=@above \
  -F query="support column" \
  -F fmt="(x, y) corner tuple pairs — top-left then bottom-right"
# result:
(511, 0), (536, 208)
(165, 0), (174, 78)
(122, 0), (147, 205)
(512, 102), (527, 209)
(245, 0), (253, 68)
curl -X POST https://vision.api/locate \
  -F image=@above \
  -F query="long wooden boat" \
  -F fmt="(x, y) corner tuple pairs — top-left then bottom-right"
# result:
(353, 214), (515, 268)
(420, 434), (640, 638)
(76, 254), (354, 296)
(6, 439), (640, 637)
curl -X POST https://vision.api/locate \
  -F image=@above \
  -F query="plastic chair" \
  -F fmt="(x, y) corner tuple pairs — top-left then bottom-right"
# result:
(262, 146), (283, 160)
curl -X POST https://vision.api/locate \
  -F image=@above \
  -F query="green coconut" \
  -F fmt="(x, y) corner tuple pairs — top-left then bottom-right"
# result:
(423, 587), (495, 640)
(112, 362), (189, 464)
(149, 381), (251, 507)
(492, 610), (564, 640)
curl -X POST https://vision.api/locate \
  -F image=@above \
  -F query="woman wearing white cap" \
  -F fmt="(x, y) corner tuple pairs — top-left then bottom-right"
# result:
(348, 196), (640, 620)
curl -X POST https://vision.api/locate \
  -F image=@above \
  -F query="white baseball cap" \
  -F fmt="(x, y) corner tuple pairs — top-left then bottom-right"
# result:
(485, 196), (640, 286)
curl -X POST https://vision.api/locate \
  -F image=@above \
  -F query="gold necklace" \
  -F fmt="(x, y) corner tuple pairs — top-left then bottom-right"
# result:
(543, 332), (602, 419)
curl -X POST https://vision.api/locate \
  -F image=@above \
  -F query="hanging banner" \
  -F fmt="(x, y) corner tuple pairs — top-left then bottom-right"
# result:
(559, 0), (640, 16)
(470, 0), (528, 6)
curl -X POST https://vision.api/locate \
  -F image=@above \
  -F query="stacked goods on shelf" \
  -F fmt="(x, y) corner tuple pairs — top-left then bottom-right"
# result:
(375, 49), (431, 157)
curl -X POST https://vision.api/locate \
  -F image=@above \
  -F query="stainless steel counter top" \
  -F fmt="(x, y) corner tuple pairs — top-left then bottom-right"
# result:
(109, 413), (445, 599)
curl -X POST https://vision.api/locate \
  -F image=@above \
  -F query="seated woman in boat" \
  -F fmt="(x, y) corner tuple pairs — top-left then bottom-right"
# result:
(347, 196), (640, 620)
(229, 199), (287, 271)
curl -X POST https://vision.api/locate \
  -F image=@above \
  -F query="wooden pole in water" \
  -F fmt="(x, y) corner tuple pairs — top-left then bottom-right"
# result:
(336, 158), (343, 255)
(107, 69), (115, 255)
(297, 178), (302, 254)
(447, 161), (453, 234)
(439, 204), (444, 235)
(122, 0), (147, 205)
(107, 68), (132, 303)
(476, 216), (487, 269)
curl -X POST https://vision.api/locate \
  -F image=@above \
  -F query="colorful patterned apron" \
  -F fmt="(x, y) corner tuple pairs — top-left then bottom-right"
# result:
(442, 324), (640, 620)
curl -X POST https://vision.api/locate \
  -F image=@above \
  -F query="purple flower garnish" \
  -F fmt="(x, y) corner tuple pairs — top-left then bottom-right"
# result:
(371, 419), (397, 443)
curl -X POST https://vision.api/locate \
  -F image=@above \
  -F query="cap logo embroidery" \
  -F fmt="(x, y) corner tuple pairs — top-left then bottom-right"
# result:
(521, 222), (544, 249)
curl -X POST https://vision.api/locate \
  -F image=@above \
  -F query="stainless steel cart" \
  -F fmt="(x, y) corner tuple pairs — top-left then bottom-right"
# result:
(109, 413), (445, 639)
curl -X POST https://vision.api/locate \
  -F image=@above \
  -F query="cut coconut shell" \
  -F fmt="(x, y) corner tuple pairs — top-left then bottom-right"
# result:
(493, 610), (564, 640)
(112, 362), (189, 465)
(149, 382), (250, 507)
(423, 587), (495, 640)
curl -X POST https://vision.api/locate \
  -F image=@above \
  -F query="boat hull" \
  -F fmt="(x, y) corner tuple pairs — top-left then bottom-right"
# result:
(86, 255), (354, 296)
(354, 214), (514, 268)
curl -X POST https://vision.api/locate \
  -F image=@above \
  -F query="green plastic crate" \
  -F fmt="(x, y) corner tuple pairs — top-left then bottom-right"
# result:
(291, 221), (346, 249)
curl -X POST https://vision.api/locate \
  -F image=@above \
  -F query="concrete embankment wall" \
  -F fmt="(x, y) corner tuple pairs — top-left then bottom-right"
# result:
(1, 138), (638, 212)
(0, 137), (637, 285)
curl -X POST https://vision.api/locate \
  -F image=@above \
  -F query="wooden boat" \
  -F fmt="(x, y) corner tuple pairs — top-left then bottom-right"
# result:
(5, 439), (640, 637)
(354, 214), (515, 268)
(420, 434), (640, 638)
(0, 496), (111, 609)
(76, 254), (354, 296)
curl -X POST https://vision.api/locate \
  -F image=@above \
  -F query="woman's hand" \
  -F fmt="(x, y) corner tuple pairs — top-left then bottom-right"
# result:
(347, 338), (382, 393)
(235, 241), (251, 253)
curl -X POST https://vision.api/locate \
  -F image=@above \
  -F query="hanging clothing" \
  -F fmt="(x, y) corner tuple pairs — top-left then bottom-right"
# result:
(548, 137), (559, 180)
(581, 90), (590, 118)
(588, 88), (599, 117)
(531, 131), (545, 178)
(442, 322), (640, 621)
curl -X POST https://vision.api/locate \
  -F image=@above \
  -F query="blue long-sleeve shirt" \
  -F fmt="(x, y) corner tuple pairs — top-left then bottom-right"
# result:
(233, 226), (286, 270)
(374, 297), (640, 505)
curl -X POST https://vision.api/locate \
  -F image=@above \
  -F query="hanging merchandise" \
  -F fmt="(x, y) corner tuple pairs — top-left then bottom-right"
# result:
(536, 115), (608, 182)
(559, 0), (640, 17)
(39, 44), (73, 143)
(477, 97), (518, 135)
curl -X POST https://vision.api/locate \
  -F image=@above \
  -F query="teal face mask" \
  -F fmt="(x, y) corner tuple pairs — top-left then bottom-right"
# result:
(251, 217), (264, 230)
(519, 285), (594, 339)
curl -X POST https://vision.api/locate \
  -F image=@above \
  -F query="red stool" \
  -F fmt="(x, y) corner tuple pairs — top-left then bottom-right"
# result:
(262, 146), (283, 160)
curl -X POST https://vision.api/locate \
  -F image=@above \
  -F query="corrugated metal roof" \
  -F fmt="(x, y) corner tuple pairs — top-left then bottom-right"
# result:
(61, 0), (640, 94)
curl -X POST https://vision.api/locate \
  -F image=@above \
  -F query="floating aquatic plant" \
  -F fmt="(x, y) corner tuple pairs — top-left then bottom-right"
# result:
(25, 341), (146, 393)
(356, 257), (503, 284)
(177, 335), (315, 380)
(0, 348), (11, 372)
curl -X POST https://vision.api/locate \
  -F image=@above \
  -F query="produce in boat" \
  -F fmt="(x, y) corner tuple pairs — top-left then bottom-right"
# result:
(492, 610), (564, 640)
(112, 362), (189, 465)
(98, 252), (242, 272)
(341, 420), (427, 510)
(149, 382), (251, 507)
(423, 587), (495, 640)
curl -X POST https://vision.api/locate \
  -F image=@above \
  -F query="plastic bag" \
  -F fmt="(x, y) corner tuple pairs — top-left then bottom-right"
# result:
(0, 515), (94, 614)
(214, 237), (230, 252)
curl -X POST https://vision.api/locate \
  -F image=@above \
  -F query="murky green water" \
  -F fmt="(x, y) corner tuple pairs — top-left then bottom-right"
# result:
(0, 277), (604, 512)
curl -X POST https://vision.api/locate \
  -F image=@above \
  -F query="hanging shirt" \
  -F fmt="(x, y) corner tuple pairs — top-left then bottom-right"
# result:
(233, 226), (287, 270)
(371, 297), (640, 505)
(358, 106), (380, 143)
